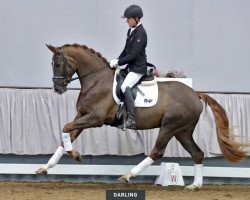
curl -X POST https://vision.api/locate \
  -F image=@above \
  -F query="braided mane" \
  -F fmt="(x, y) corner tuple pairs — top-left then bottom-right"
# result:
(63, 43), (109, 64)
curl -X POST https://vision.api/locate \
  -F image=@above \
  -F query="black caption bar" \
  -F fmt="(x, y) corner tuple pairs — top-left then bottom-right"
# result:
(106, 190), (145, 200)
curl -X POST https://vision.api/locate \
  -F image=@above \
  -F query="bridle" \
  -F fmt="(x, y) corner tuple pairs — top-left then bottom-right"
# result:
(52, 49), (75, 86)
(52, 48), (109, 86)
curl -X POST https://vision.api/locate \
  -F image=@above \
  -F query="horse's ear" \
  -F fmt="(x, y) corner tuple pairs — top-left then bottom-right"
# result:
(46, 44), (59, 54)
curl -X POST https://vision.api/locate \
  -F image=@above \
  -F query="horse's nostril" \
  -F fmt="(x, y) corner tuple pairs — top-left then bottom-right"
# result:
(54, 88), (59, 93)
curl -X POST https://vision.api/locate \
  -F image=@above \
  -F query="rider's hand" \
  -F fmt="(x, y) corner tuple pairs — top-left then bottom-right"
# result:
(109, 59), (118, 68)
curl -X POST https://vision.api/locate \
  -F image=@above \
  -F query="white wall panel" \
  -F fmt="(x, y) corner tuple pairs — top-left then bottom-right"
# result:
(0, 0), (250, 92)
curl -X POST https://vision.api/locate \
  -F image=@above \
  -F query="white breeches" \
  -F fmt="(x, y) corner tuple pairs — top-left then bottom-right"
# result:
(121, 72), (143, 93)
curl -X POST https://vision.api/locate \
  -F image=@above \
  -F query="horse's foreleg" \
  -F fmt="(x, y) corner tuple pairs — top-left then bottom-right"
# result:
(119, 124), (175, 182)
(62, 128), (83, 162)
(61, 114), (102, 161)
(35, 128), (83, 175)
(35, 145), (65, 175)
(62, 113), (104, 133)
(58, 112), (86, 162)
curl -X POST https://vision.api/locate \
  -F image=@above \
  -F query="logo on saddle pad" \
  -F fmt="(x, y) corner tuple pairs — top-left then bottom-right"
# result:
(112, 71), (158, 108)
(144, 99), (153, 103)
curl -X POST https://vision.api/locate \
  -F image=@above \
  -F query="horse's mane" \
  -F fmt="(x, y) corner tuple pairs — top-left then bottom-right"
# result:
(62, 43), (109, 64)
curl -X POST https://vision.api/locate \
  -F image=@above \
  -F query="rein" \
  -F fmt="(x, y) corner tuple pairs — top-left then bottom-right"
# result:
(69, 65), (108, 83)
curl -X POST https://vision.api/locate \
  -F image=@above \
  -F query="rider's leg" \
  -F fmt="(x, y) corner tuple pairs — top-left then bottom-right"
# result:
(123, 87), (136, 128)
(121, 72), (143, 129)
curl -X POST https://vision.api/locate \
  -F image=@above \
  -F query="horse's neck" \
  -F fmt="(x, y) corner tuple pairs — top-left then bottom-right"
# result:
(78, 68), (114, 96)
(74, 53), (113, 88)
(74, 50), (105, 75)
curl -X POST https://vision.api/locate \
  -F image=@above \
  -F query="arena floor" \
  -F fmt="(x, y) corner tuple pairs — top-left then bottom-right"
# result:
(0, 181), (249, 200)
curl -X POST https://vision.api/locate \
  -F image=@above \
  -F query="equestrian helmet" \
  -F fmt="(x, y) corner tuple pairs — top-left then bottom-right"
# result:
(122, 5), (143, 19)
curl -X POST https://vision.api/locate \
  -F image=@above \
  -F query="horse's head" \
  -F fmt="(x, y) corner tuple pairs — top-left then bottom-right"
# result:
(47, 44), (76, 94)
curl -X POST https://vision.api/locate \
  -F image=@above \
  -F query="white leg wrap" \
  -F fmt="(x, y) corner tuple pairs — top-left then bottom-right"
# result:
(130, 157), (154, 177)
(44, 146), (65, 170)
(193, 164), (203, 186)
(62, 132), (73, 151)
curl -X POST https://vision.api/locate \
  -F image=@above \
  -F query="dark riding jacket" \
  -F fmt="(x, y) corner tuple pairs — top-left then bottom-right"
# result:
(118, 24), (148, 75)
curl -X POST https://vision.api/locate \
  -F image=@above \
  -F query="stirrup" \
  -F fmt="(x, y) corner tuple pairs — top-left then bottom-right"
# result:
(125, 118), (136, 129)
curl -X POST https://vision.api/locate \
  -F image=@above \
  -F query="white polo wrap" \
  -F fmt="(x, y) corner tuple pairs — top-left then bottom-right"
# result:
(45, 146), (65, 169)
(130, 156), (154, 177)
(62, 132), (73, 151)
(193, 164), (203, 186)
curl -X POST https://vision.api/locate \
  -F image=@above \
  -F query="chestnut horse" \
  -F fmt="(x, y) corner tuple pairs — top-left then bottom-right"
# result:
(36, 43), (246, 190)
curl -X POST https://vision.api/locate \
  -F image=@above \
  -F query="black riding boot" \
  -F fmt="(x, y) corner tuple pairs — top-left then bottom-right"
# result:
(123, 87), (136, 129)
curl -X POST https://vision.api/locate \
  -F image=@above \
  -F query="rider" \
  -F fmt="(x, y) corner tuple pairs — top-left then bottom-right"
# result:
(110, 4), (148, 129)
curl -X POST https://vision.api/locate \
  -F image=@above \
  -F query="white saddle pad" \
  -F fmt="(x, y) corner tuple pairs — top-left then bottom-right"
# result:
(112, 72), (158, 107)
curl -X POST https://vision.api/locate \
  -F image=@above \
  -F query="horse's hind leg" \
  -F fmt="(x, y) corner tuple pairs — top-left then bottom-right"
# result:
(118, 123), (176, 182)
(174, 126), (204, 190)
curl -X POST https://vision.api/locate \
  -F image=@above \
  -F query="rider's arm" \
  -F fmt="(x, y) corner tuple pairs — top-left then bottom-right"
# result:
(118, 30), (147, 66)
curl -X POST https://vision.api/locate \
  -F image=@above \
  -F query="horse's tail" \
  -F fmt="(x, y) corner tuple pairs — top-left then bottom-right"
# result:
(198, 93), (247, 163)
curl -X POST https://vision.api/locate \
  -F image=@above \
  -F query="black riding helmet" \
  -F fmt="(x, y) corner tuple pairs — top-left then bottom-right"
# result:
(122, 5), (143, 19)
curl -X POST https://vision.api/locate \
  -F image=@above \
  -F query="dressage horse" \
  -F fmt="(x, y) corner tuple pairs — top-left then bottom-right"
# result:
(36, 43), (247, 190)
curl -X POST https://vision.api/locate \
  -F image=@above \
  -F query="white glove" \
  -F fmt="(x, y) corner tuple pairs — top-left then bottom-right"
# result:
(109, 59), (118, 68)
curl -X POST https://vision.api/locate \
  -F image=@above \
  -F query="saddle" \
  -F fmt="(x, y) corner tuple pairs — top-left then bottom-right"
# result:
(112, 67), (158, 129)
(115, 68), (155, 101)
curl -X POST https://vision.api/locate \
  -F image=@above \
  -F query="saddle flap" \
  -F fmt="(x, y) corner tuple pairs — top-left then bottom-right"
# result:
(113, 69), (159, 108)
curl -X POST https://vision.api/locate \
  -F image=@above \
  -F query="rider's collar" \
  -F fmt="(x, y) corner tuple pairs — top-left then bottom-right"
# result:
(130, 22), (142, 34)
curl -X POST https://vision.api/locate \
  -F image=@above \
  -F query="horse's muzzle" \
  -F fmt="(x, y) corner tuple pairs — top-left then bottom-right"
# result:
(53, 87), (67, 94)
(52, 77), (68, 94)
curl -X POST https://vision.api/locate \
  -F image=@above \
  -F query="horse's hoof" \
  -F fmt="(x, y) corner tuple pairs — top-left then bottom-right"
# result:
(185, 184), (201, 191)
(75, 152), (82, 162)
(118, 172), (132, 183)
(35, 167), (48, 175)
(70, 150), (82, 163)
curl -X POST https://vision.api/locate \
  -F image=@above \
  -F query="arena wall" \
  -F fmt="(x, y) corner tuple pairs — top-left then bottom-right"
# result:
(0, 0), (250, 92)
